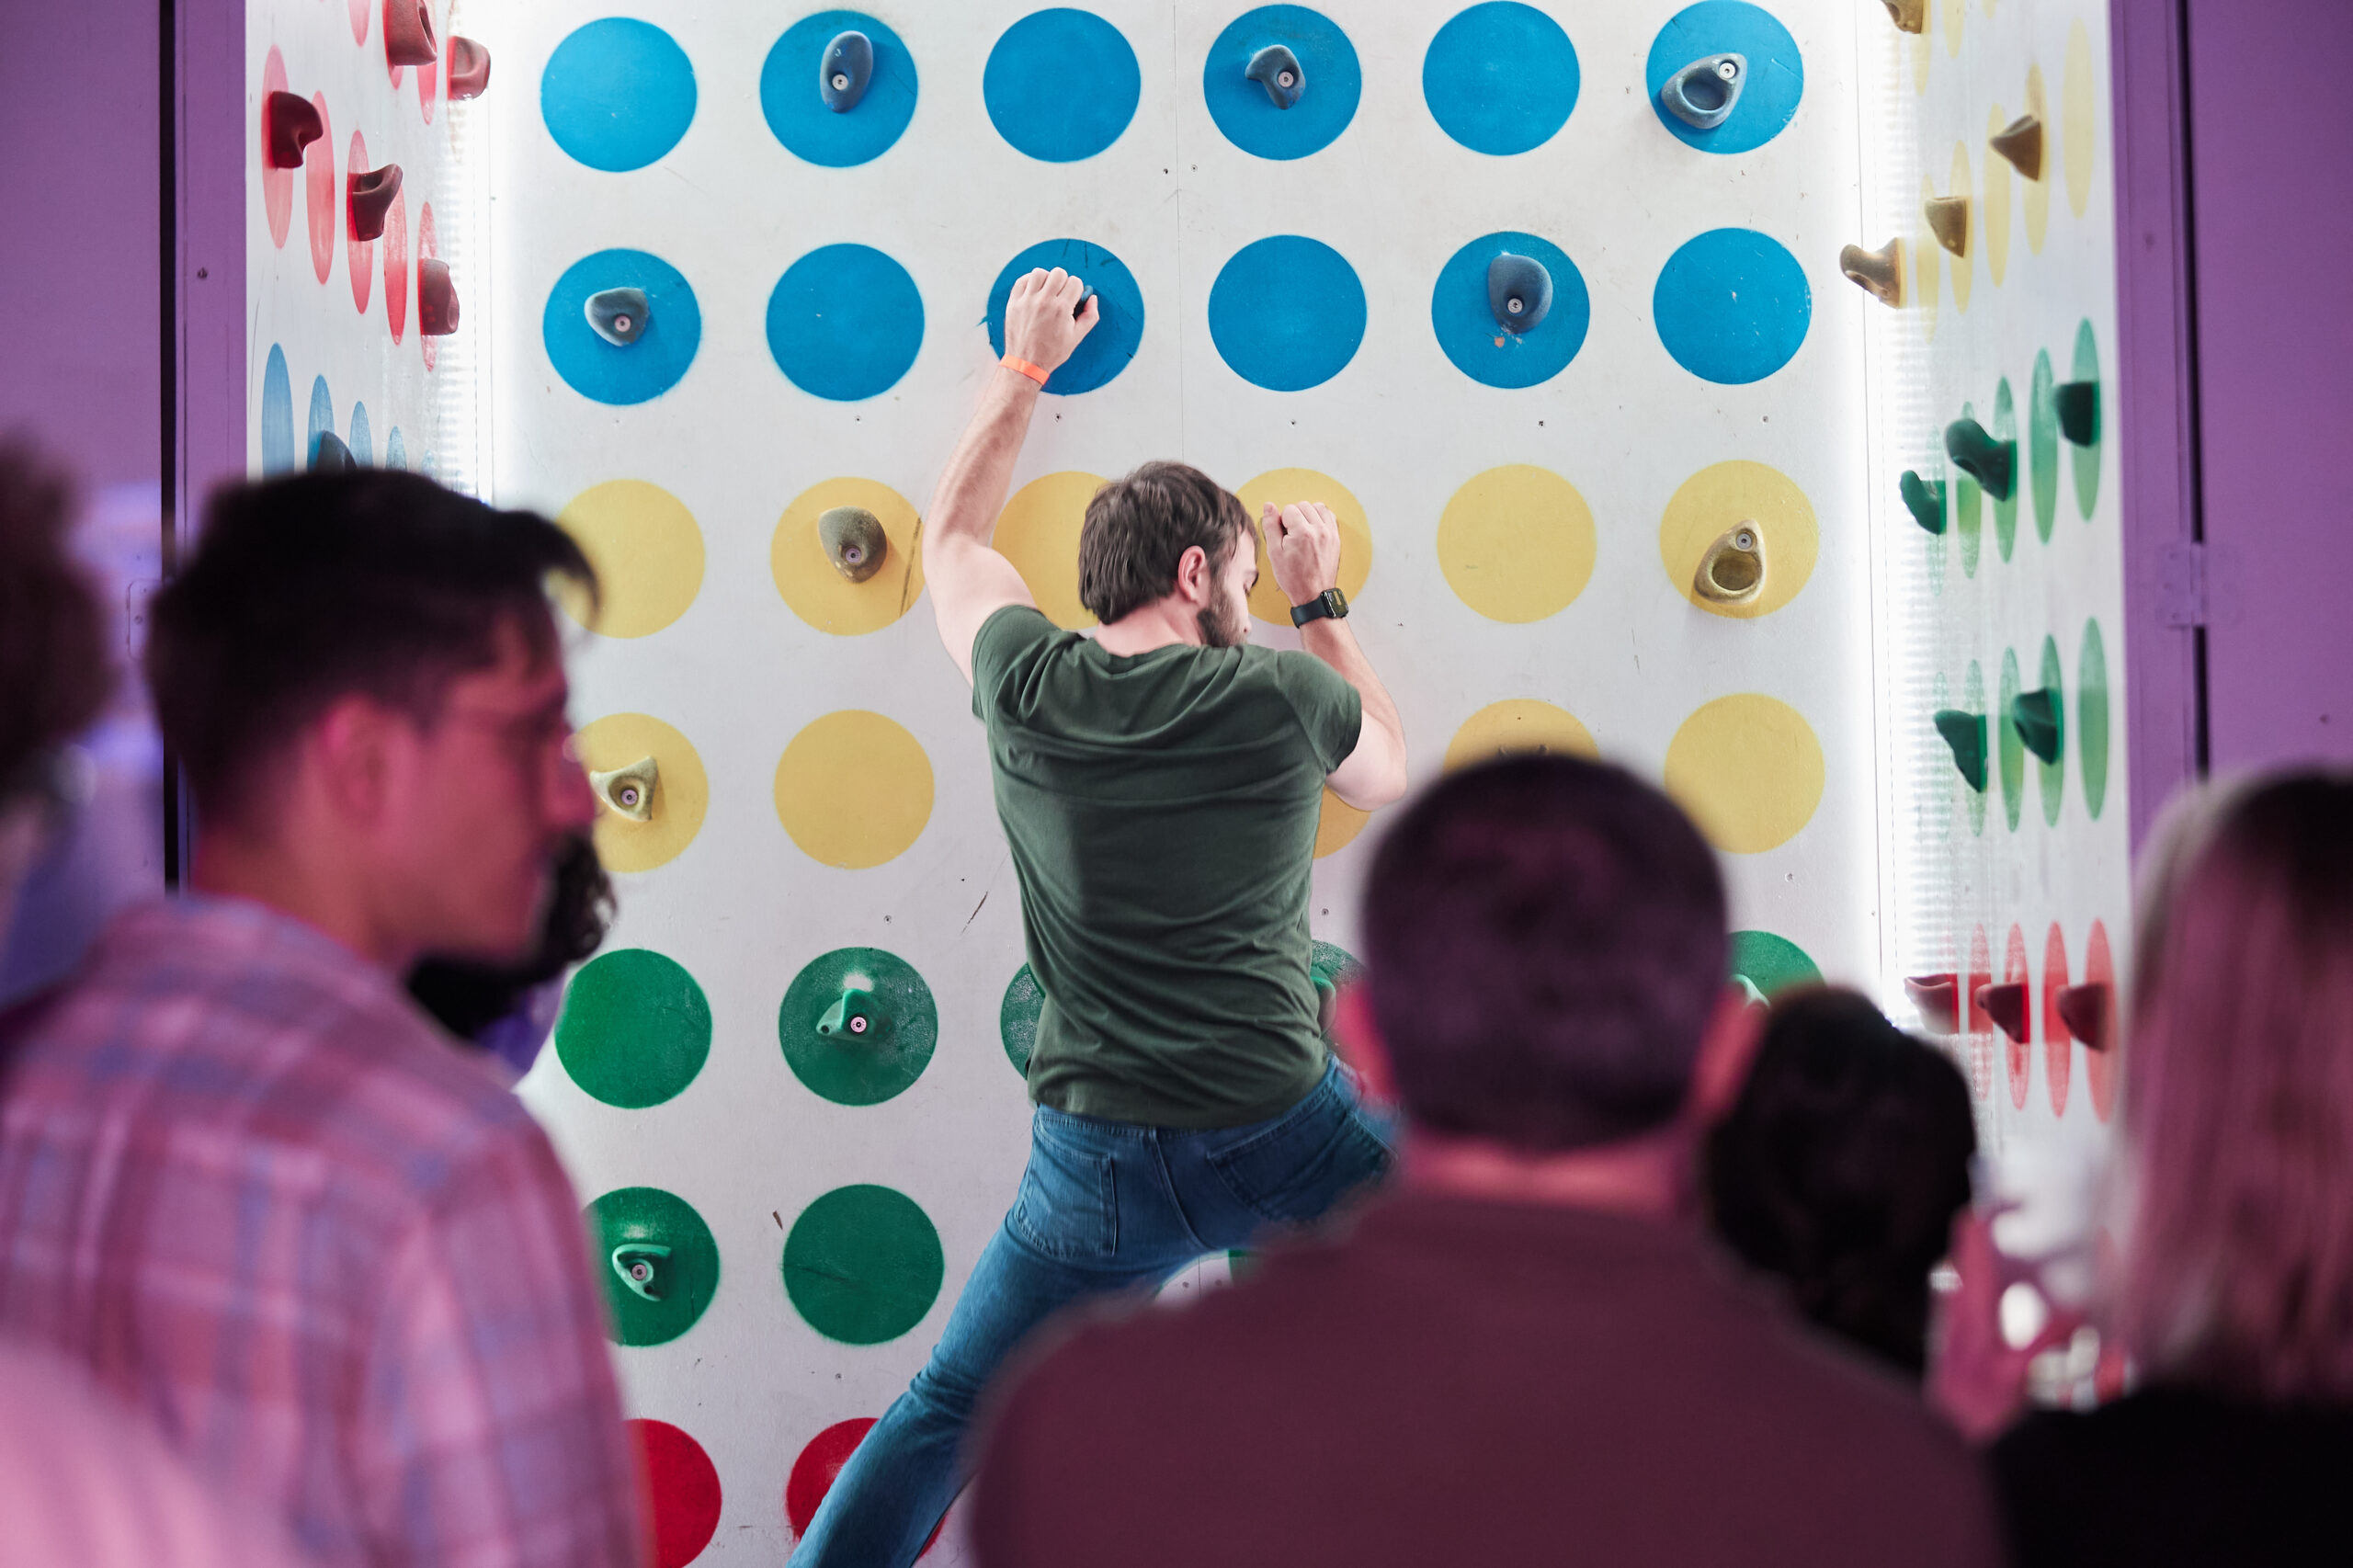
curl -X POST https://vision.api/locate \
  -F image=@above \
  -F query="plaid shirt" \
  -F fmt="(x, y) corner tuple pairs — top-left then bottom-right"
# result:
(0, 896), (646, 1568)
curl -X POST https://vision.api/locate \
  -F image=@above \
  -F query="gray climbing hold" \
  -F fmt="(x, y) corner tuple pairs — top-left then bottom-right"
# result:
(820, 30), (873, 112)
(311, 431), (355, 472)
(1662, 53), (1746, 131)
(2053, 381), (2099, 447)
(1486, 253), (1553, 334)
(347, 164), (403, 243)
(1694, 524), (1767, 607)
(591, 756), (658, 822)
(585, 287), (650, 347)
(820, 506), (889, 584)
(1245, 44), (1304, 109)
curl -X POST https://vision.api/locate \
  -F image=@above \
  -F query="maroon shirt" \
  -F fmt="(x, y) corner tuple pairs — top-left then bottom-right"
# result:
(973, 1192), (2002, 1568)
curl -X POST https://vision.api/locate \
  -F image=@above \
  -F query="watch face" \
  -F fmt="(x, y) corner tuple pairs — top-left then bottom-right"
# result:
(1324, 589), (1348, 615)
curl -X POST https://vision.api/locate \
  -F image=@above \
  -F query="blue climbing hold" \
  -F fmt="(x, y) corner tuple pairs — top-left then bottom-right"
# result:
(1246, 44), (1304, 108)
(1661, 53), (1745, 130)
(821, 30), (873, 111)
(1487, 253), (1552, 333)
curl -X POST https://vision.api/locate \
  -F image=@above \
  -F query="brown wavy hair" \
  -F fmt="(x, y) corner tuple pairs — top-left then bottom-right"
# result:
(0, 439), (113, 792)
(2115, 769), (2353, 1398)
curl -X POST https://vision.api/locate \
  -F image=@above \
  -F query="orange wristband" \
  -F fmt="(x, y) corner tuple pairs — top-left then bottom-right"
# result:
(1002, 355), (1051, 386)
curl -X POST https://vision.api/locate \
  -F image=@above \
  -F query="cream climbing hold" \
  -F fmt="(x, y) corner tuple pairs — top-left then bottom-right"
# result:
(1990, 112), (2044, 179)
(593, 756), (659, 822)
(1693, 525), (1767, 607)
(1879, 0), (1927, 35)
(1838, 238), (1904, 306)
(1924, 195), (1970, 257)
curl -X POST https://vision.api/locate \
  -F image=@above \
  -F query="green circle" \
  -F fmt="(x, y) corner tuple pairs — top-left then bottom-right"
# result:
(1955, 402), (1983, 579)
(554, 949), (712, 1108)
(2036, 635), (2067, 827)
(1927, 670), (1955, 842)
(2071, 319), (2103, 519)
(585, 1186), (721, 1346)
(1992, 378), (2020, 563)
(1997, 647), (2025, 833)
(1729, 930), (1823, 996)
(782, 1184), (944, 1346)
(1001, 963), (1042, 1078)
(779, 947), (938, 1107)
(2080, 619), (2110, 820)
(2029, 349), (2060, 544)
(1963, 659), (1988, 837)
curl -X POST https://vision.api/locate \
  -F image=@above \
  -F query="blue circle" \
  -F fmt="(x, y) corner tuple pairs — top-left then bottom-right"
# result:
(986, 241), (1143, 395)
(762, 11), (917, 167)
(1653, 228), (1811, 384)
(767, 244), (924, 402)
(259, 345), (294, 475)
(543, 250), (703, 406)
(983, 10), (1141, 162)
(306, 376), (335, 469)
(1203, 7), (1360, 161)
(385, 427), (406, 470)
(540, 19), (698, 173)
(1644, 2), (1802, 154)
(1431, 233), (1590, 389)
(1423, 3), (1581, 155)
(347, 403), (373, 466)
(1208, 236), (1365, 392)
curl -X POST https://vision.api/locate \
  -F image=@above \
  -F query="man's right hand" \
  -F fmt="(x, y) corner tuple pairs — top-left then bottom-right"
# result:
(1264, 502), (1342, 608)
(1003, 268), (1099, 379)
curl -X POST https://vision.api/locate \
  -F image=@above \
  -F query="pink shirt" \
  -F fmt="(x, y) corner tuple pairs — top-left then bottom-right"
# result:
(0, 897), (647, 1568)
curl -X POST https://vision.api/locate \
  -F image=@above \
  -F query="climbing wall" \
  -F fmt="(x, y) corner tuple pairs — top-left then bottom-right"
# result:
(1854, 0), (2128, 1318)
(351, 0), (2132, 1558)
(244, 0), (490, 485)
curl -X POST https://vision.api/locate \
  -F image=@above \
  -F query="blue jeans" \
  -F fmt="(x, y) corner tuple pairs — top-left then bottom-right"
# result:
(788, 1058), (1392, 1567)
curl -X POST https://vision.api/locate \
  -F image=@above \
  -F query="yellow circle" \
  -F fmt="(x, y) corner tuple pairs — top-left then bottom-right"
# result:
(1664, 695), (1825, 855)
(1914, 174), (1942, 342)
(2023, 65), (2052, 254)
(2063, 21), (2097, 219)
(1943, 0), (1963, 54)
(556, 481), (705, 639)
(1912, 3), (1931, 94)
(993, 472), (1105, 631)
(1983, 107), (2013, 288)
(1238, 469), (1373, 626)
(1436, 465), (1597, 624)
(773, 710), (935, 869)
(1658, 460), (1819, 619)
(573, 712), (709, 873)
(772, 478), (926, 637)
(1945, 143), (1974, 314)
(1443, 699), (1597, 772)
(1314, 789), (1370, 858)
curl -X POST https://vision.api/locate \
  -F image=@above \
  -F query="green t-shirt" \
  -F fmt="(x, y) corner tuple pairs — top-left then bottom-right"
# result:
(972, 606), (1363, 1128)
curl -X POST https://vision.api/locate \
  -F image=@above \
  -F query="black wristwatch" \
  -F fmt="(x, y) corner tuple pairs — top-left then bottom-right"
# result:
(1290, 588), (1349, 627)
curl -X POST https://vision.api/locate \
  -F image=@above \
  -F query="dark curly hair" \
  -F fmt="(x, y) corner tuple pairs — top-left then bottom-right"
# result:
(1704, 986), (1977, 1379)
(408, 832), (615, 1042)
(0, 440), (113, 795)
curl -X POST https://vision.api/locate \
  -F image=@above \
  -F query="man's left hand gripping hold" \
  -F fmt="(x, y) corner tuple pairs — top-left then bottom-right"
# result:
(926, 267), (1099, 685)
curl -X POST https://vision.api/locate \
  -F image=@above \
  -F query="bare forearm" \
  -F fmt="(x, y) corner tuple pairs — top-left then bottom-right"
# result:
(928, 368), (1040, 549)
(1302, 619), (1404, 754)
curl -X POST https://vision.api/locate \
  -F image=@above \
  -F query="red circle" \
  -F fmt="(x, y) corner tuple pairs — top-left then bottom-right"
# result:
(382, 185), (409, 343)
(785, 1420), (939, 1557)
(417, 201), (438, 370)
(346, 131), (374, 314)
(2003, 924), (2031, 1110)
(261, 49), (292, 248)
(347, 0), (369, 44)
(629, 1419), (722, 1568)
(1962, 924), (1994, 1100)
(2084, 920), (2119, 1121)
(304, 92), (336, 285)
(417, 9), (441, 123)
(2041, 924), (2072, 1117)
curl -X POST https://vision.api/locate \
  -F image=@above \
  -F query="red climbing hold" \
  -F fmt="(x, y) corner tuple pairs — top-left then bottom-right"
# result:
(446, 37), (492, 100)
(384, 0), (438, 66)
(417, 258), (460, 336)
(1973, 981), (2030, 1044)
(2056, 982), (2111, 1052)
(347, 164), (403, 243)
(1904, 973), (1960, 1035)
(265, 90), (324, 169)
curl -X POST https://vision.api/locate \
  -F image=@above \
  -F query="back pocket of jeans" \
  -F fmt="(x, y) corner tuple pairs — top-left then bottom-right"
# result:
(1207, 1098), (1392, 1228)
(1009, 1119), (1118, 1261)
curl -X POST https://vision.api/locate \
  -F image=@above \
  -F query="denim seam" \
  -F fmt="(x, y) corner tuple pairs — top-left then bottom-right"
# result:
(1148, 1134), (1212, 1255)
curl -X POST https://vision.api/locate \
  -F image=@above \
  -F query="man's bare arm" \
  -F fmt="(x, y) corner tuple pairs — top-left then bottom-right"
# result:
(1263, 502), (1409, 811)
(926, 268), (1097, 685)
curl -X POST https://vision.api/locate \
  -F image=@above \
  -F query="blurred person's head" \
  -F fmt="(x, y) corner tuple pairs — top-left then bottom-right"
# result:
(0, 442), (112, 926)
(2115, 769), (2353, 1401)
(148, 471), (597, 971)
(408, 830), (613, 1061)
(1704, 987), (1976, 1379)
(1347, 755), (1748, 1170)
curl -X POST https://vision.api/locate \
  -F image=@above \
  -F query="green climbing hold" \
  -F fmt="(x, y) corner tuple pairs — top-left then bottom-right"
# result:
(1732, 973), (1768, 1007)
(2054, 381), (2098, 447)
(585, 1187), (722, 1347)
(1945, 415), (2016, 502)
(2008, 688), (2064, 765)
(780, 948), (938, 1107)
(2034, 635), (2067, 826)
(815, 985), (880, 1040)
(2070, 320), (2104, 518)
(1899, 470), (1947, 535)
(1933, 709), (1990, 793)
(782, 1184), (944, 1346)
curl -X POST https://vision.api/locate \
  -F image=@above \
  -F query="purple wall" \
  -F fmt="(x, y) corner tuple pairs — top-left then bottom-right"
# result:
(2187, 0), (2353, 772)
(0, 0), (160, 486)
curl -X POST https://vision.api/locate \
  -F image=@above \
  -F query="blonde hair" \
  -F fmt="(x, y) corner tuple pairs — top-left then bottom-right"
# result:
(2116, 769), (2353, 1398)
